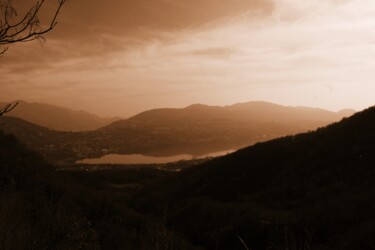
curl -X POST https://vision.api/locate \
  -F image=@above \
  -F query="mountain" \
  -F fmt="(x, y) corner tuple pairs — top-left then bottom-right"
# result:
(97, 101), (355, 156)
(106, 101), (353, 130)
(1, 103), (372, 249)
(0, 101), (356, 164)
(0, 100), (119, 131)
(133, 106), (375, 249)
(337, 108), (357, 117)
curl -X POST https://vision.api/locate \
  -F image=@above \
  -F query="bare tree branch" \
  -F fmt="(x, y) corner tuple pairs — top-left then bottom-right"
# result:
(0, 101), (18, 116)
(0, 0), (67, 54)
(238, 236), (250, 250)
(0, 46), (7, 55)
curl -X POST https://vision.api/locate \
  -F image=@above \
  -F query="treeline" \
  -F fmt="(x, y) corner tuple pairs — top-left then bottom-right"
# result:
(131, 107), (375, 249)
(0, 131), (198, 249)
(2, 106), (375, 249)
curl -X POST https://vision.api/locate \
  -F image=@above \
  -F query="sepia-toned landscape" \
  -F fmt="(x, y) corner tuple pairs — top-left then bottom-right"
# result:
(1, 0), (375, 249)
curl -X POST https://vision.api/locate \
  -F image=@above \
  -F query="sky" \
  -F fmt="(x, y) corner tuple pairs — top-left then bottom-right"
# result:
(1, 0), (375, 117)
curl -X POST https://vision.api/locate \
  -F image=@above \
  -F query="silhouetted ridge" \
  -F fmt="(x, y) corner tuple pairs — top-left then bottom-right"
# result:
(0, 116), (77, 163)
(0, 131), (101, 249)
(133, 106), (375, 250)
(0, 127), (193, 249)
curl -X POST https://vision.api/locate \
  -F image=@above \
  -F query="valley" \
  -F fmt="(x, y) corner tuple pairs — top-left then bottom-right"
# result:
(1, 0), (372, 248)
(1, 101), (354, 165)
(1, 100), (373, 249)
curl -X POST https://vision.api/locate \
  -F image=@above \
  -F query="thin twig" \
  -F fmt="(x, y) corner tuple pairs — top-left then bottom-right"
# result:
(0, 0), (66, 53)
(238, 235), (250, 250)
(0, 101), (18, 116)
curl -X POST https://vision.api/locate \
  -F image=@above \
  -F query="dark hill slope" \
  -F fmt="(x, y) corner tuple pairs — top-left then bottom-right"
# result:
(0, 116), (79, 163)
(0, 129), (196, 249)
(133, 106), (375, 250)
(0, 131), (100, 249)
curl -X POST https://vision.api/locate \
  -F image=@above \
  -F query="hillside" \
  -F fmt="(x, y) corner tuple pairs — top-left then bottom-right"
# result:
(98, 101), (355, 156)
(0, 130), (101, 249)
(0, 101), (356, 164)
(0, 124), (196, 249)
(0, 100), (119, 131)
(133, 106), (375, 249)
(105, 101), (353, 130)
(0, 116), (79, 164)
(1, 104), (372, 249)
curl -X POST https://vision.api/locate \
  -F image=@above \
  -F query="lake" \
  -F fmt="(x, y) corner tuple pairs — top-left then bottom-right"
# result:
(77, 149), (235, 165)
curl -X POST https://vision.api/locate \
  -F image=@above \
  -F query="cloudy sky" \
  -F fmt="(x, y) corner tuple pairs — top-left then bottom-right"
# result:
(1, 0), (375, 117)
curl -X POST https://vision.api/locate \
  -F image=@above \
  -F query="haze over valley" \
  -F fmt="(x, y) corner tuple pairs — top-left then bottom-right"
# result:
(0, 100), (119, 131)
(1, 0), (375, 249)
(1, 100), (355, 164)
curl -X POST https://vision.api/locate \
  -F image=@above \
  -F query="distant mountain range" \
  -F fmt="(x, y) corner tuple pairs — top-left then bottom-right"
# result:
(0, 100), (119, 131)
(96, 101), (355, 155)
(0, 101), (356, 163)
(1, 100), (374, 249)
(105, 101), (355, 133)
(133, 105), (375, 249)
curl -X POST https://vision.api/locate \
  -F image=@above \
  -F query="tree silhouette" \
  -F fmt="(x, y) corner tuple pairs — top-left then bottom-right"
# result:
(0, 0), (66, 114)
(0, 102), (18, 116)
(0, 0), (66, 55)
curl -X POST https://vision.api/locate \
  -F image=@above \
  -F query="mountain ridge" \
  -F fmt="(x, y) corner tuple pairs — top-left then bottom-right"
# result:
(103, 101), (355, 130)
(0, 100), (119, 131)
(0, 101), (357, 164)
(132, 105), (375, 249)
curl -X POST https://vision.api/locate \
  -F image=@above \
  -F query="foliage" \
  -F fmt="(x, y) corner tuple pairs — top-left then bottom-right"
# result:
(0, 130), (197, 249)
(1, 104), (375, 249)
(132, 106), (375, 249)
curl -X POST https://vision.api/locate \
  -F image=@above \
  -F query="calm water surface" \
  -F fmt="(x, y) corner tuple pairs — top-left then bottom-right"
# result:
(78, 149), (234, 164)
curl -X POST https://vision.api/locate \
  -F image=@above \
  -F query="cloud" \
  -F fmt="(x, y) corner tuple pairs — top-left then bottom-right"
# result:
(2, 0), (274, 77)
(2, 0), (375, 116)
(190, 47), (236, 59)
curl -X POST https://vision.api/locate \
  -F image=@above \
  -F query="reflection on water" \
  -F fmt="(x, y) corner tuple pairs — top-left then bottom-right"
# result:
(77, 149), (234, 165)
